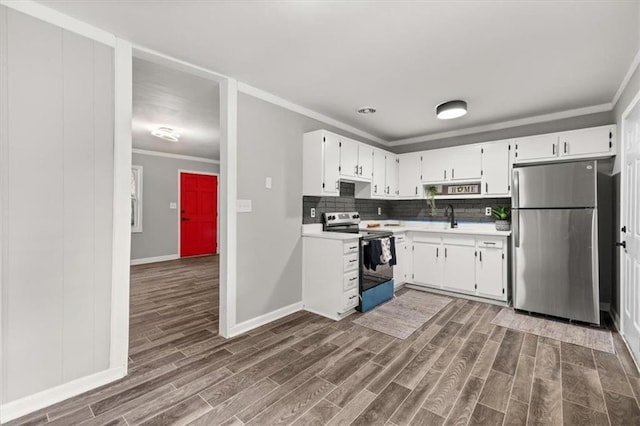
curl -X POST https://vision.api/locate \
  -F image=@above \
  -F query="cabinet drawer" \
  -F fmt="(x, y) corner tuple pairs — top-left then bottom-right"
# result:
(444, 235), (475, 247)
(342, 288), (359, 312)
(343, 241), (360, 254)
(395, 234), (406, 243)
(478, 238), (504, 249)
(343, 270), (359, 291)
(343, 253), (359, 271)
(412, 234), (441, 244)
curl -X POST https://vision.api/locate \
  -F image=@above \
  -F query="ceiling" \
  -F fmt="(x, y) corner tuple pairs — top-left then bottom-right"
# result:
(132, 57), (220, 159)
(39, 0), (639, 144)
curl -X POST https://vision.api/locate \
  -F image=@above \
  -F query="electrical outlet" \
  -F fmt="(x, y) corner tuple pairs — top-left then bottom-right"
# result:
(485, 207), (492, 216)
(378, 207), (382, 215)
(310, 208), (316, 218)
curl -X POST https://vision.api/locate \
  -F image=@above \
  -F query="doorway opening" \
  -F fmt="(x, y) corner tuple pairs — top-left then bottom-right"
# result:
(128, 50), (224, 369)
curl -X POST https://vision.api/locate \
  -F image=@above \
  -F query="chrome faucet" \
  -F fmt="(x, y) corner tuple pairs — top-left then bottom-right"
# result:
(445, 204), (458, 228)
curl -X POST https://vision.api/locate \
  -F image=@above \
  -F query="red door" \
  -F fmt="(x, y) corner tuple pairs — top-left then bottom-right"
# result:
(180, 173), (218, 257)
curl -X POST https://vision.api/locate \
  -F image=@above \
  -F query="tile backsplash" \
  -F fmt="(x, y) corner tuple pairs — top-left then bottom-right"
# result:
(302, 182), (510, 224)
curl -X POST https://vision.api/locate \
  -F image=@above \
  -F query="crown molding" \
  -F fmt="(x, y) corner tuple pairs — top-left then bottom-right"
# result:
(0, 0), (116, 46)
(237, 82), (388, 146)
(132, 149), (220, 164)
(388, 103), (613, 147)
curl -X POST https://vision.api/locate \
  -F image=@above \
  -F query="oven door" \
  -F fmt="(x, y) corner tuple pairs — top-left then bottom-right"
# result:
(360, 239), (394, 291)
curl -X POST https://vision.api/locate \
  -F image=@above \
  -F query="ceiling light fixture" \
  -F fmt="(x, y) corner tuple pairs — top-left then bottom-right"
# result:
(436, 100), (468, 120)
(151, 127), (181, 142)
(357, 106), (377, 114)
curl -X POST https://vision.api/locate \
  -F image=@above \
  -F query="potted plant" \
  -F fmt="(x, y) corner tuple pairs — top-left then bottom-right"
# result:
(426, 186), (438, 216)
(492, 207), (511, 231)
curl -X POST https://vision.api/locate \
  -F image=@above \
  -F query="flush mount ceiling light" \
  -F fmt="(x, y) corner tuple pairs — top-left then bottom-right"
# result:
(151, 127), (180, 142)
(436, 100), (468, 120)
(357, 106), (377, 114)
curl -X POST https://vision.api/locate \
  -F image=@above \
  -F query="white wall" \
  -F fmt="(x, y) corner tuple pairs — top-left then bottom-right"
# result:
(0, 6), (115, 404)
(130, 153), (219, 261)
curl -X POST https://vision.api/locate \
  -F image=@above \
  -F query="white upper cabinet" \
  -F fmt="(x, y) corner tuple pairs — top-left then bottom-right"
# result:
(422, 149), (446, 182)
(359, 143), (374, 180)
(398, 152), (423, 198)
(448, 145), (482, 181)
(422, 145), (482, 183)
(339, 137), (373, 181)
(385, 154), (398, 197)
(481, 140), (512, 196)
(514, 133), (558, 163)
(302, 130), (341, 196)
(514, 125), (615, 164)
(558, 126), (615, 159)
(339, 137), (359, 178)
(371, 148), (386, 197)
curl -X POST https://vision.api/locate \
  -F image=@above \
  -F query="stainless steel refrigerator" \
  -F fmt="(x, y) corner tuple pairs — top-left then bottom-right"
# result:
(512, 160), (600, 324)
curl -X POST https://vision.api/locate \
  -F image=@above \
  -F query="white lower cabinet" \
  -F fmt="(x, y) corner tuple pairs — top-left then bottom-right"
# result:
(393, 233), (408, 287)
(303, 236), (361, 320)
(476, 238), (507, 299)
(442, 238), (476, 294)
(407, 232), (508, 302)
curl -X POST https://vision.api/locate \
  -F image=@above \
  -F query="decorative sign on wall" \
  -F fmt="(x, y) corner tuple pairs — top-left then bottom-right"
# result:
(442, 183), (481, 195)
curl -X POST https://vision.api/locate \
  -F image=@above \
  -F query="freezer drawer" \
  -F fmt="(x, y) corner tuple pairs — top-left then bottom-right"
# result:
(513, 208), (599, 324)
(513, 161), (596, 208)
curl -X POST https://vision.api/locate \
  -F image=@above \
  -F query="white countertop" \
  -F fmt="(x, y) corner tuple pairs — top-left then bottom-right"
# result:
(302, 221), (511, 239)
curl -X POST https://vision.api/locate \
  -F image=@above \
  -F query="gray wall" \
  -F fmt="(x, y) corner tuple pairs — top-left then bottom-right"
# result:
(236, 93), (379, 323)
(1, 7), (114, 403)
(130, 153), (219, 260)
(393, 111), (614, 153)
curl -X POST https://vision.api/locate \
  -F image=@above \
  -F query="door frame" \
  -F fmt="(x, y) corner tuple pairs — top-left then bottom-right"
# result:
(177, 170), (220, 257)
(619, 85), (640, 355)
(130, 46), (237, 342)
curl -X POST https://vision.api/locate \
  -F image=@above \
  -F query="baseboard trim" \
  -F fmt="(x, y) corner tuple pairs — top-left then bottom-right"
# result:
(130, 254), (179, 265)
(0, 366), (126, 423)
(228, 301), (303, 338)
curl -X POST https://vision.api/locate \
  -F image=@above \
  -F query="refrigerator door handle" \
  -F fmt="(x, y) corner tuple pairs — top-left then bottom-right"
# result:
(513, 170), (520, 208)
(513, 209), (520, 248)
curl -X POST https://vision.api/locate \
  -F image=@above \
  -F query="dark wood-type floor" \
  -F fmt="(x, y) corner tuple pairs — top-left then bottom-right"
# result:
(6, 255), (640, 425)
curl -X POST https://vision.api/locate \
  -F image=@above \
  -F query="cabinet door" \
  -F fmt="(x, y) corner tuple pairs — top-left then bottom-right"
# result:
(422, 149), (447, 182)
(385, 154), (398, 197)
(339, 138), (359, 178)
(323, 133), (341, 195)
(476, 248), (505, 299)
(514, 134), (558, 163)
(371, 149), (386, 197)
(412, 242), (442, 287)
(358, 143), (374, 180)
(442, 245), (476, 293)
(449, 145), (482, 181)
(559, 126), (614, 158)
(482, 141), (511, 196)
(398, 152), (423, 197)
(394, 240), (406, 285)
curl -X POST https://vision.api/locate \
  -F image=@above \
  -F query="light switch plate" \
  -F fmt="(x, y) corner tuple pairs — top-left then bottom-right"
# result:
(265, 177), (272, 189)
(237, 199), (252, 213)
(169, 202), (177, 209)
(485, 207), (492, 216)
(378, 207), (382, 215)
(310, 208), (316, 218)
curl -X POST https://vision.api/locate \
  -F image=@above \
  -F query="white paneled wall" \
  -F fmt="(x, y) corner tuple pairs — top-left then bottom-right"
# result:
(1, 6), (114, 403)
